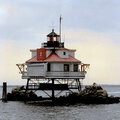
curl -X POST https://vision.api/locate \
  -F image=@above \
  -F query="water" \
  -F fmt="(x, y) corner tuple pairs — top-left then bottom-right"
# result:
(0, 85), (120, 120)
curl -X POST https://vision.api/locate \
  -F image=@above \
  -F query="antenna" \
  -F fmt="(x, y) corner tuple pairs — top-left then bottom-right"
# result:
(59, 15), (62, 43)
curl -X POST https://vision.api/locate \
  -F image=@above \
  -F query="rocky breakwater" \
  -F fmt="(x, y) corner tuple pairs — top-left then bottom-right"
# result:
(65, 83), (120, 104)
(7, 86), (39, 101)
(6, 83), (120, 105)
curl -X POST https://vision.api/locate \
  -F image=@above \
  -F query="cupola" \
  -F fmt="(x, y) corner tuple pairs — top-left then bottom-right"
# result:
(42, 29), (64, 48)
(47, 29), (60, 42)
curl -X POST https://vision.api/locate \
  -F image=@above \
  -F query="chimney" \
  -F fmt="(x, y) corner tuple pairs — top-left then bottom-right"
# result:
(37, 49), (41, 60)
(37, 48), (46, 61)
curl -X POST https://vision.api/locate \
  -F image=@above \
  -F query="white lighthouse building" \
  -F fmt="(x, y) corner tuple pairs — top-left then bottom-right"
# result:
(17, 28), (89, 100)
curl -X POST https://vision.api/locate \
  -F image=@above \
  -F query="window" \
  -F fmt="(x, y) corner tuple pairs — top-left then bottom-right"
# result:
(40, 52), (42, 56)
(74, 64), (78, 72)
(64, 64), (69, 72)
(47, 63), (51, 72)
(63, 51), (66, 55)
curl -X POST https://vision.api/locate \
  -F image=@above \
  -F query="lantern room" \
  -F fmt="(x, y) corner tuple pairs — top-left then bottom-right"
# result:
(42, 29), (64, 48)
(47, 29), (60, 42)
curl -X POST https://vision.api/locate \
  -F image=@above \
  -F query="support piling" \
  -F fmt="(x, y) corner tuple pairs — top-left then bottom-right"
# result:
(24, 78), (30, 102)
(52, 78), (55, 103)
(2, 82), (7, 102)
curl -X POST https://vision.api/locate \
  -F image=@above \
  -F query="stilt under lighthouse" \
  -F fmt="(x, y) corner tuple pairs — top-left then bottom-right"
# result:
(16, 19), (89, 102)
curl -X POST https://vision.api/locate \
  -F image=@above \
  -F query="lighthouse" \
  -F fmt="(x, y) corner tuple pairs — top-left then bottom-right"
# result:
(16, 22), (89, 101)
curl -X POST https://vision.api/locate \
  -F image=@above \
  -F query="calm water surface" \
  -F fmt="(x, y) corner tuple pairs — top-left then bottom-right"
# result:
(0, 85), (120, 120)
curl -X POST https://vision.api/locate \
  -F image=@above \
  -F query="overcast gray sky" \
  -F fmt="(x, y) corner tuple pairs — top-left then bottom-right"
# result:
(0, 0), (120, 85)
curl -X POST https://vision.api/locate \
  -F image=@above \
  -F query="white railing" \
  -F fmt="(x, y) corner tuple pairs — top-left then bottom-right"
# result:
(22, 71), (86, 79)
(46, 71), (85, 78)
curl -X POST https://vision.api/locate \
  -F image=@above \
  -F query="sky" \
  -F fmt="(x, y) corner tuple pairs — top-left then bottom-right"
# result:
(0, 0), (120, 85)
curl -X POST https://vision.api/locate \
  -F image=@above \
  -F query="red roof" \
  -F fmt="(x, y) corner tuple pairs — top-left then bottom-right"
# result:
(30, 48), (76, 52)
(56, 48), (76, 52)
(26, 53), (81, 63)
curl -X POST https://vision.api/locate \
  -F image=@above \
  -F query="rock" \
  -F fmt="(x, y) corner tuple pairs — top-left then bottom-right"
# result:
(7, 86), (37, 101)
(80, 83), (108, 97)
